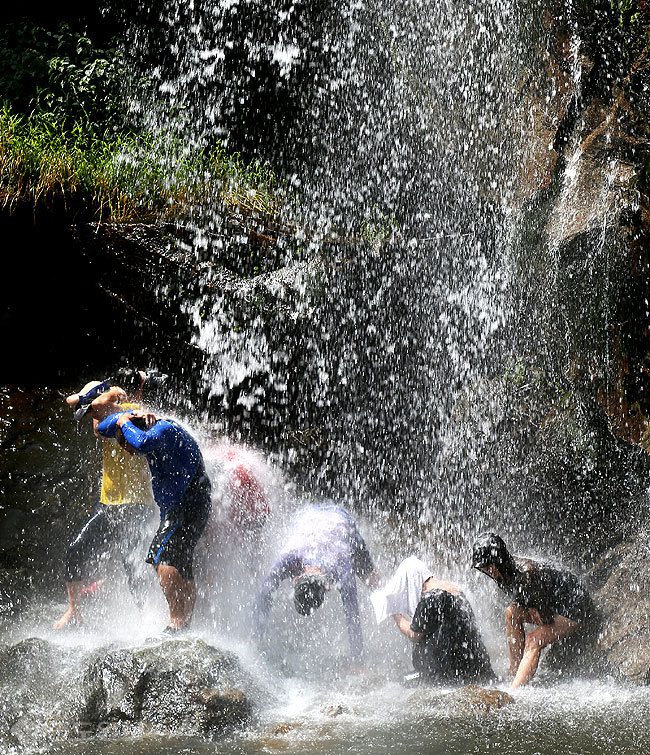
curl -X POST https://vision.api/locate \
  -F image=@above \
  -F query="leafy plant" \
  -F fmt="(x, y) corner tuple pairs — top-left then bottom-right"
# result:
(0, 22), (131, 133)
(0, 20), (281, 223)
(610, 0), (642, 28)
(359, 208), (396, 243)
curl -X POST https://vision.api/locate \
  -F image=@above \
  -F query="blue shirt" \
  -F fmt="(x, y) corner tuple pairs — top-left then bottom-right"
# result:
(96, 413), (203, 517)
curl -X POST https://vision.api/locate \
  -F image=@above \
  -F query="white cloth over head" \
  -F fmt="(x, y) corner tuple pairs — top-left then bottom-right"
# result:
(370, 555), (433, 624)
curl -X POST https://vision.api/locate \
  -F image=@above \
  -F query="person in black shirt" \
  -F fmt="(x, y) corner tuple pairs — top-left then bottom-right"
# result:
(371, 557), (495, 685)
(409, 585), (495, 685)
(472, 532), (597, 688)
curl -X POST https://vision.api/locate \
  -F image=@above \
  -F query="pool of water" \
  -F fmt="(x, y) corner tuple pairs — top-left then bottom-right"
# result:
(44, 675), (650, 755)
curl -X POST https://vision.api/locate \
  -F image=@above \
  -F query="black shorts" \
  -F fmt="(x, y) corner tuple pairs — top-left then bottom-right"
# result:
(65, 502), (154, 582)
(146, 471), (211, 580)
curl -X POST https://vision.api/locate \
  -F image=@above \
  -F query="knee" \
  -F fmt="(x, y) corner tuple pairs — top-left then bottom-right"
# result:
(506, 604), (524, 625)
(524, 632), (546, 654)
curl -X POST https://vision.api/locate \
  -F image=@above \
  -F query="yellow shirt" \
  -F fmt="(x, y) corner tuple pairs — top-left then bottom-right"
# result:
(99, 403), (154, 506)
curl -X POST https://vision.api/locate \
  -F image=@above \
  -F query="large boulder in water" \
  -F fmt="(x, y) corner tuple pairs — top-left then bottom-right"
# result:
(0, 638), (83, 752)
(408, 684), (515, 716)
(81, 638), (258, 737)
(0, 637), (259, 752)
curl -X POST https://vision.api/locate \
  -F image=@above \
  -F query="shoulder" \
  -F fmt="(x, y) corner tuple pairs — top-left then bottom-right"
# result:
(515, 557), (538, 580)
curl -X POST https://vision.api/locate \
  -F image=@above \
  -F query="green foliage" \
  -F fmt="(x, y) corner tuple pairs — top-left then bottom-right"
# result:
(0, 20), (280, 223)
(0, 22), (131, 134)
(610, 0), (642, 29)
(359, 208), (396, 243)
(0, 103), (280, 222)
(608, 0), (650, 58)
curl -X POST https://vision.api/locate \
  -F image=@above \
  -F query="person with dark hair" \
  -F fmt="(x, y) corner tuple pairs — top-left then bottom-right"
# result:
(53, 377), (157, 629)
(371, 556), (495, 685)
(66, 368), (168, 425)
(472, 532), (596, 688)
(96, 410), (211, 632)
(252, 504), (379, 668)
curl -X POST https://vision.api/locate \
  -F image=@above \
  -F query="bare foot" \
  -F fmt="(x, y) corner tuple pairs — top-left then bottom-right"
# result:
(166, 618), (191, 630)
(52, 608), (83, 630)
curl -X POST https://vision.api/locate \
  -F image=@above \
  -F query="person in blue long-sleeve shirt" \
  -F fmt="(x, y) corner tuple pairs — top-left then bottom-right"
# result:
(97, 409), (211, 632)
(252, 504), (379, 669)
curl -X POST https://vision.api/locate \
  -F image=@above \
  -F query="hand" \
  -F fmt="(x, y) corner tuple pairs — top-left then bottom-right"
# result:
(116, 411), (134, 428)
(129, 409), (158, 428)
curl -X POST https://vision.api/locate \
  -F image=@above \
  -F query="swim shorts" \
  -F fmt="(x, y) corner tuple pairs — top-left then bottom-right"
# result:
(146, 470), (211, 579)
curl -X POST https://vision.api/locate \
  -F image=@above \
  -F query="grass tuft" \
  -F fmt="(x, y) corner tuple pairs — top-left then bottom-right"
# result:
(0, 103), (280, 223)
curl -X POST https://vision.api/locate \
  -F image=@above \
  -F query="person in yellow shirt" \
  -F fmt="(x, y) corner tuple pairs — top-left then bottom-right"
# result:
(53, 370), (164, 629)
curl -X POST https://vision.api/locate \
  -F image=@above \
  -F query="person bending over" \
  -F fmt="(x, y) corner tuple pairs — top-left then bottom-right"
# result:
(472, 532), (596, 689)
(97, 409), (211, 632)
(252, 504), (379, 668)
(54, 374), (158, 629)
(371, 556), (494, 685)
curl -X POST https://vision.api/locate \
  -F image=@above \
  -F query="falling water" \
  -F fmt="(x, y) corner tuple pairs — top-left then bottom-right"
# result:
(2, 0), (650, 752)
(123, 0), (524, 539)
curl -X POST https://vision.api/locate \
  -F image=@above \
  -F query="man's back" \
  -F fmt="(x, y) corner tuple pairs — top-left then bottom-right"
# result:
(280, 505), (358, 573)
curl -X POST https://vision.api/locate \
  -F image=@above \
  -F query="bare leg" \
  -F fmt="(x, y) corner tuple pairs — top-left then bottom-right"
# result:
(53, 581), (84, 629)
(511, 616), (580, 689)
(155, 564), (196, 629)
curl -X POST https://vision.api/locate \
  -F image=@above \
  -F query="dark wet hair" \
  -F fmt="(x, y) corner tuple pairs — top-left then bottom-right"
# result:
(471, 532), (516, 583)
(110, 368), (169, 404)
(129, 415), (148, 431)
(111, 368), (143, 393)
(294, 573), (326, 616)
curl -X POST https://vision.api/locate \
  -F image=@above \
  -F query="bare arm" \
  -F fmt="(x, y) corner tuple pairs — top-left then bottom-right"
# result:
(392, 613), (423, 643)
(89, 390), (129, 437)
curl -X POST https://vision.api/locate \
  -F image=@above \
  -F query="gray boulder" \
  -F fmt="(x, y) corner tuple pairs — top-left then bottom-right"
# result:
(81, 638), (258, 737)
(0, 637), (259, 753)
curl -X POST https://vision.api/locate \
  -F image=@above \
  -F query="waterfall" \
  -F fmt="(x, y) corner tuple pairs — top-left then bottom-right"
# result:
(2, 2), (650, 752)
(118, 0), (529, 563)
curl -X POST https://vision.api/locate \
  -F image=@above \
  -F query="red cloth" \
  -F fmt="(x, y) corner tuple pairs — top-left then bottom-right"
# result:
(211, 445), (270, 529)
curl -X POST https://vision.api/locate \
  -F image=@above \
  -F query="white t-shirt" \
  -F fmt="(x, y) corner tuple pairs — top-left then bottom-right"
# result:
(370, 556), (433, 624)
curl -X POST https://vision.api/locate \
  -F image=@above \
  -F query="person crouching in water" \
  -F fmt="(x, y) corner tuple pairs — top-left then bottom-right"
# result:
(371, 556), (495, 685)
(472, 532), (597, 689)
(97, 410), (211, 632)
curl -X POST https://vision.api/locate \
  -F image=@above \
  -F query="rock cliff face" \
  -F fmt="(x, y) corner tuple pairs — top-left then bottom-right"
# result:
(590, 532), (650, 685)
(510, 1), (650, 684)
(514, 2), (650, 446)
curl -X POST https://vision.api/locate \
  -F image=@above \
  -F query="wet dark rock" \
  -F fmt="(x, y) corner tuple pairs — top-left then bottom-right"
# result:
(0, 568), (33, 621)
(323, 703), (348, 717)
(81, 638), (258, 737)
(0, 509), (28, 552)
(503, 6), (650, 684)
(0, 638), (84, 752)
(0, 637), (259, 752)
(409, 684), (515, 715)
(446, 685), (515, 715)
(514, 4), (650, 451)
(589, 531), (650, 685)
(268, 721), (301, 735)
